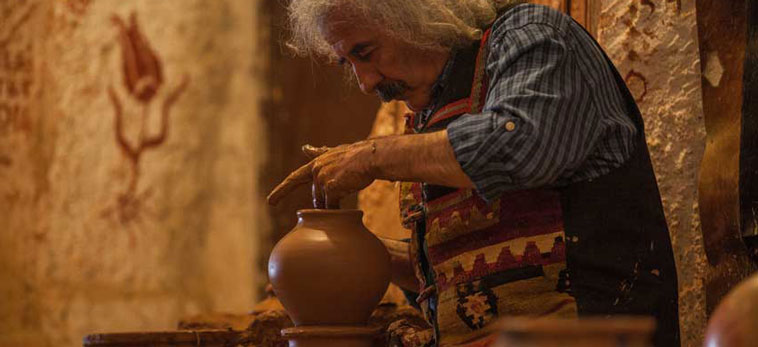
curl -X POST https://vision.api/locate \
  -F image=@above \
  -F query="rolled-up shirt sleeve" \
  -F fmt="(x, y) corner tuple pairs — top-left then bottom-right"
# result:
(447, 22), (604, 201)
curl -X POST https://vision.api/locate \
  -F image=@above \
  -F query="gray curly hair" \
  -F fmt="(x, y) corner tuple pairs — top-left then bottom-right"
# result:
(287, 0), (525, 60)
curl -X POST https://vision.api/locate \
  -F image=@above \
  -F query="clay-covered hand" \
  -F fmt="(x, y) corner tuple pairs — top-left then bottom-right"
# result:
(267, 142), (377, 208)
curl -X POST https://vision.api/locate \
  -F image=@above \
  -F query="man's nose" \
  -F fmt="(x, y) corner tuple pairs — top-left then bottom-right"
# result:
(352, 63), (382, 94)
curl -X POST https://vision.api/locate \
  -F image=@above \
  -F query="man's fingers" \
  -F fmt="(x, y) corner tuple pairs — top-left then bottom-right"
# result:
(267, 163), (313, 205)
(324, 179), (342, 209)
(312, 182), (326, 209)
(324, 196), (340, 209)
(302, 144), (330, 159)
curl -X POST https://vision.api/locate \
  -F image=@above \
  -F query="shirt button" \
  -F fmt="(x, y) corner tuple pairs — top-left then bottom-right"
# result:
(504, 121), (516, 132)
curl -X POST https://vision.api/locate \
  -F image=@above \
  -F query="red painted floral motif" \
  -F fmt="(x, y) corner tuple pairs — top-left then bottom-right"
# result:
(103, 12), (189, 226)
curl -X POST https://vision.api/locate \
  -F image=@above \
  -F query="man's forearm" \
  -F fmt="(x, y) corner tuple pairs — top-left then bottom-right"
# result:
(370, 130), (474, 188)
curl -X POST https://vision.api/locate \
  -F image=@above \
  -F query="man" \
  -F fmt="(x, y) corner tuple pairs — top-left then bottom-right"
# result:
(268, 0), (680, 346)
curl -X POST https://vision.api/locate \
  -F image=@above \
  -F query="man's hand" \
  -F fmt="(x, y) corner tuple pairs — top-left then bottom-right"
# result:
(267, 142), (377, 208)
(267, 131), (474, 208)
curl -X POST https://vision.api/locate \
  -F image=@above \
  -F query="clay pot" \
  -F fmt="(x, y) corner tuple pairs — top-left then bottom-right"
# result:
(704, 273), (758, 347)
(494, 317), (655, 347)
(268, 209), (391, 326)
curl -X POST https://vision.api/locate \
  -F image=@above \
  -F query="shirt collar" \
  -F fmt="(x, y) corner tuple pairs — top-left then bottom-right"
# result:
(426, 51), (458, 111)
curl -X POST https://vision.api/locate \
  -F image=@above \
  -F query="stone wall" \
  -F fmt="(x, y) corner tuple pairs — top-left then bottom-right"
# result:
(0, 1), (267, 346)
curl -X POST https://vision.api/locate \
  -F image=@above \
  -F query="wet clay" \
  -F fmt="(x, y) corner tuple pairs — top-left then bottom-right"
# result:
(704, 273), (758, 347)
(267, 209), (391, 346)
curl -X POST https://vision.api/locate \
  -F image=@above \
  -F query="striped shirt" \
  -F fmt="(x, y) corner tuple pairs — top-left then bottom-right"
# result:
(446, 4), (638, 201)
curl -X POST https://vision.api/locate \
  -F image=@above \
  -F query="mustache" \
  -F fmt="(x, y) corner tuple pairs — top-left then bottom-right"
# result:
(375, 80), (409, 102)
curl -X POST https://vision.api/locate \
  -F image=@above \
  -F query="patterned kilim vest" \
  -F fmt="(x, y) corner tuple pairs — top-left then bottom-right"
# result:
(399, 21), (680, 347)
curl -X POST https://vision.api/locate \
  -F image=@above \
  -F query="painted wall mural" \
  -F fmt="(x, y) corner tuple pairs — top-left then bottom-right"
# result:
(63, 0), (91, 16)
(0, 1), (37, 138)
(0, 1), (266, 345)
(104, 12), (189, 225)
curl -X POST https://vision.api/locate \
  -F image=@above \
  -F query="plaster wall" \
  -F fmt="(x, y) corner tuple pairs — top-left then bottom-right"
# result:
(0, 1), (267, 346)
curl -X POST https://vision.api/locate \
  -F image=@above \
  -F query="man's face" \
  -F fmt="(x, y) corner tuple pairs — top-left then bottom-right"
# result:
(322, 10), (449, 111)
